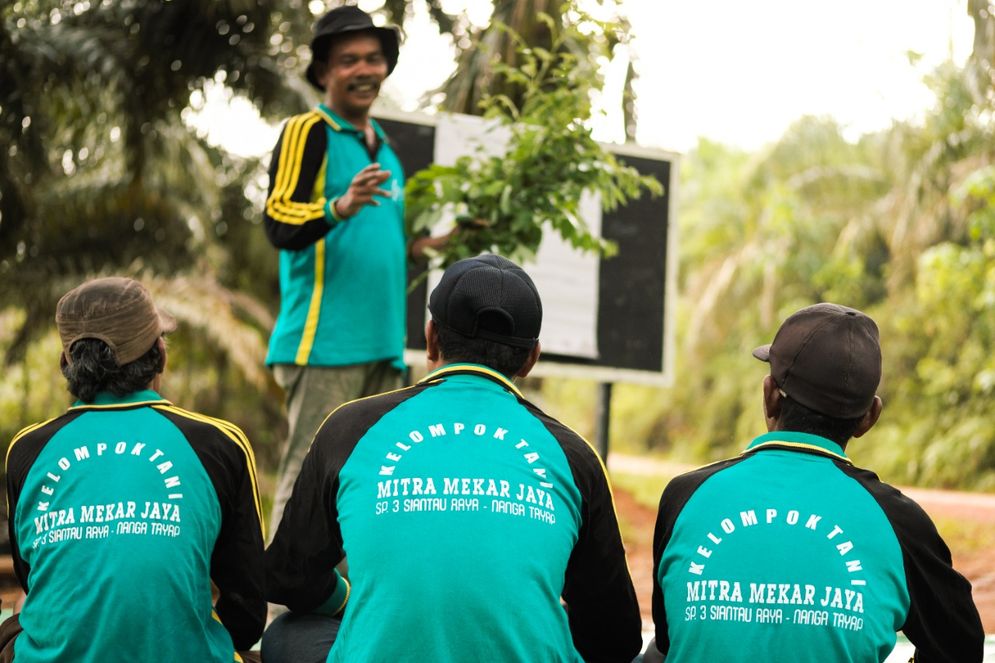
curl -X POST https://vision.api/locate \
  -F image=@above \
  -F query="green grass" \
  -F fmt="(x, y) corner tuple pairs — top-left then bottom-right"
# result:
(610, 470), (672, 510)
(933, 515), (995, 557)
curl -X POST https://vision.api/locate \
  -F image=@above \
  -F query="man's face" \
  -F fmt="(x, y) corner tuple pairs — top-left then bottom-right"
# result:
(319, 32), (388, 119)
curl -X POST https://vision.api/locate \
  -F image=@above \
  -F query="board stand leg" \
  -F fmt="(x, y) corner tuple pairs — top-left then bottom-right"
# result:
(595, 382), (613, 464)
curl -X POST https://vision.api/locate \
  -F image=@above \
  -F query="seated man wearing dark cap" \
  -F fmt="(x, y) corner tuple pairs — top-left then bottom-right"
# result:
(3, 277), (265, 662)
(265, 254), (642, 663)
(649, 303), (983, 662)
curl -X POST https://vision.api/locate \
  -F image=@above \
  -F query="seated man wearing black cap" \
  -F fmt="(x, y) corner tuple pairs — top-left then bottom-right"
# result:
(3, 277), (265, 662)
(649, 303), (983, 662)
(265, 254), (642, 663)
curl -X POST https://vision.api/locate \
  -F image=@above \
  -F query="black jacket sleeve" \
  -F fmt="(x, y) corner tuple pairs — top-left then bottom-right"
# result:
(651, 483), (676, 656)
(5, 414), (82, 592)
(266, 385), (426, 613)
(839, 464), (984, 663)
(263, 112), (335, 251)
(651, 458), (744, 656)
(265, 436), (346, 612)
(526, 405), (642, 663)
(154, 407), (266, 650)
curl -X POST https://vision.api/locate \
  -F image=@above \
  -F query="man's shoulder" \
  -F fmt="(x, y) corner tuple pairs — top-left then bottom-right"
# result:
(672, 455), (743, 483)
(9, 414), (66, 446)
(150, 404), (255, 460)
(659, 456), (748, 508)
(150, 403), (244, 435)
(515, 398), (605, 470)
(282, 109), (323, 126)
(533, 408), (591, 452)
(6, 413), (78, 467)
(340, 382), (427, 414)
(278, 110), (328, 142)
(316, 383), (431, 438)
(833, 461), (937, 529)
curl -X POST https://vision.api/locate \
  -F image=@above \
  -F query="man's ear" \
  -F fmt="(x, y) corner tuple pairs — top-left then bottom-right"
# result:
(314, 60), (330, 86)
(425, 320), (441, 366)
(851, 395), (883, 439)
(155, 337), (167, 374)
(515, 342), (542, 379)
(762, 375), (782, 432)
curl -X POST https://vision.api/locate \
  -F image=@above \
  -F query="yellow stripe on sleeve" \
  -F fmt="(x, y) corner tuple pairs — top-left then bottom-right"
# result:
(286, 115), (321, 207)
(153, 405), (265, 540)
(274, 113), (311, 205)
(5, 418), (58, 519)
(265, 113), (329, 226)
(545, 418), (633, 576)
(5, 418), (56, 468)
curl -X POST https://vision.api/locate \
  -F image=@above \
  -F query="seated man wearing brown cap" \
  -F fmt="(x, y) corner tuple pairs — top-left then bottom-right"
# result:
(265, 254), (642, 663)
(3, 277), (265, 662)
(649, 303), (983, 662)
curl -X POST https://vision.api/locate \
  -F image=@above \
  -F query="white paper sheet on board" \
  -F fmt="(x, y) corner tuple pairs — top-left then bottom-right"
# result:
(427, 113), (600, 359)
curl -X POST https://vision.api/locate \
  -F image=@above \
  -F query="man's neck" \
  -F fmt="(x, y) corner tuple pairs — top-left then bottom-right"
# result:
(326, 99), (371, 130)
(428, 359), (519, 382)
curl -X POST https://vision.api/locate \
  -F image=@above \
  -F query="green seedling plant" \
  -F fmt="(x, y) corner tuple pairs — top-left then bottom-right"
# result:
(405, 11), (662, 269)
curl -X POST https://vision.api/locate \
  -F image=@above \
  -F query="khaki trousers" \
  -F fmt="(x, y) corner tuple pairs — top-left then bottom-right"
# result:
(268, 361), (402, 539)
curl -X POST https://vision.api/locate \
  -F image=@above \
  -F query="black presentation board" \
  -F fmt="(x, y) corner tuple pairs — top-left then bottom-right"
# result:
(378, 113), (676, 384)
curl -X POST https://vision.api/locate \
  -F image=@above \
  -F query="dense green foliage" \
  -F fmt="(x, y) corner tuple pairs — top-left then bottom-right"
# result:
(1, 0), (993, 492)
(0, 0), (317, 469)
(594, 50), (995, 490)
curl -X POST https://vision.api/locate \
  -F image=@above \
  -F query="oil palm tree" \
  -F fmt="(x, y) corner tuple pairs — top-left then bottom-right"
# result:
(0, 0), (297, 456)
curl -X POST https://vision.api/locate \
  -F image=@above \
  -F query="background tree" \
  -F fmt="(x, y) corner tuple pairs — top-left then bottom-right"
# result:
(593, 0), (995, 489)
(379, 0), (636, 136)
(0, 0), (303, 468)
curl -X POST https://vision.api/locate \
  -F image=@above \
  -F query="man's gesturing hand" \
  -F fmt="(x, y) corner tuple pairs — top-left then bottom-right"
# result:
(334, 163), (392, 219)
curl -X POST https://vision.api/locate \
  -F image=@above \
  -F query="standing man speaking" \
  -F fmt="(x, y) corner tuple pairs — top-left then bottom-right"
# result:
(262, 5), (414, 532)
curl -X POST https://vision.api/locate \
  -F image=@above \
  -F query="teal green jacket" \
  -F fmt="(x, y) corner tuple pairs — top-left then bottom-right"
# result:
(266, 364), (642, 662)
(653, 431), (983, 662)
(5, 391), (265, 662)
(262, 105), (406, 369)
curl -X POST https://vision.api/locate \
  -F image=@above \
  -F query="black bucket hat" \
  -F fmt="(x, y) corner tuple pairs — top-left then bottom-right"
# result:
(305, 5), (400, 90)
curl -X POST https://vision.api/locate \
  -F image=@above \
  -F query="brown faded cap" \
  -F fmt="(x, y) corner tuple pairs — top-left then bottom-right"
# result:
(752, 303), (881, 418)
(56, 277), (177, 365)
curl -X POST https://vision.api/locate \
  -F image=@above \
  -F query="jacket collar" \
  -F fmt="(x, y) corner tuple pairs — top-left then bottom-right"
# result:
(744, 430), (850, 463)
(315, 104), (386, 140)
(418, 363), (524, 399)
(69, 389), (170, 411)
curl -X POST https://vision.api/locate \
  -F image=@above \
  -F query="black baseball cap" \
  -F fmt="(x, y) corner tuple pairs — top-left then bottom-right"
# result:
(305, 5), (400, 90)
(429, 255), (542, 349)
(753, 303), (881, 419)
